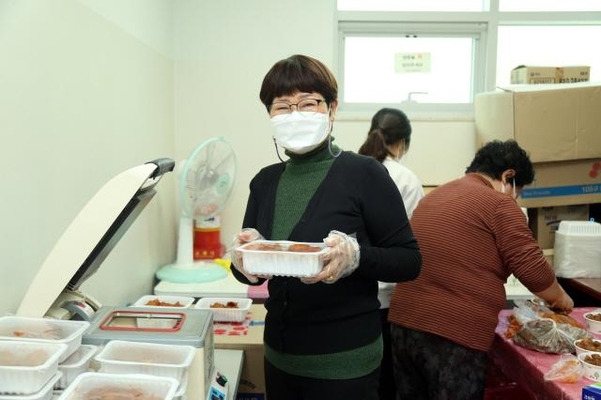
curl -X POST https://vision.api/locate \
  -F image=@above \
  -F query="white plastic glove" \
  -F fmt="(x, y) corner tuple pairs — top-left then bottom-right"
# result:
(231, 228), (264, 283)
(302, 230), (360, 284)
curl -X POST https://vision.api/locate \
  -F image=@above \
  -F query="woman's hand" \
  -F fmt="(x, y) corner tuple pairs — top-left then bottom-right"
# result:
(302, 230), (360, 284)
(231, 228), (264, 283)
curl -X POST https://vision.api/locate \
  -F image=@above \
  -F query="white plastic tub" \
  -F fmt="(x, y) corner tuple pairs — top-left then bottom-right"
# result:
(94, 340), (195, 385)
(0, 341), (67, 395)
(56, 372), (179, 400)
(0, 371), (62, 400)
(238, 240), (326, 277)
(578, 351), (601, 382)
(132, 295), (195, 309)
(554, 220), (601, 278)
(194, 298), (252, 322)
(0, 316), (89, 363)
(55, 344), (97, 390)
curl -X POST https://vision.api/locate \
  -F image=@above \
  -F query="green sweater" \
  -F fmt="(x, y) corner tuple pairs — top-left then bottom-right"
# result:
(266, 143), (383, 379)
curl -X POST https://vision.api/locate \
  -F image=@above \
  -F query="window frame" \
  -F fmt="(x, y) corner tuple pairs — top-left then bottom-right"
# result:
(336, 7), (601, 116)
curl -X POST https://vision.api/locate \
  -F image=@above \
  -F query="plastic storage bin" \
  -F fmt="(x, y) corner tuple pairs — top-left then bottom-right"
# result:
(94, 340), (195, 385)
(132, 295), (195, 309)
(194, 297), (252, 322)
(0, 341), (67, 395)
(0, 316), (89, 363)
(238, 240), (327, 277)
(553, 220), (601, 278)
(56, 372), (179, 400)
(0, 371), (62, 400)
(55, 344), (97, 390)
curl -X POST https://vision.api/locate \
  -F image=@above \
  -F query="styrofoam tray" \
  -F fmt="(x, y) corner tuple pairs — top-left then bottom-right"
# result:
(0, 341), (67, 395)
(132, 295), (195, 309)
(557, 220), (601, 235)
(55, 344), (97, 390)
(193, 297), (252, 322)
(0, 316), (89, 363)
(56, 372), (179, 400)
(0, 371), (62, 400)
(238, 240), (327, 277)
(94, 340), (195, 384)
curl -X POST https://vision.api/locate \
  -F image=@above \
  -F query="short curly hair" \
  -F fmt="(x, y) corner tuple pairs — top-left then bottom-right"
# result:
(465, 140), (535, 187)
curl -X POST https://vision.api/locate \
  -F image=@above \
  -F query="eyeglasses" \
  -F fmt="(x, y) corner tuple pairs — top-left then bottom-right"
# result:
(268, 97), (326, 116)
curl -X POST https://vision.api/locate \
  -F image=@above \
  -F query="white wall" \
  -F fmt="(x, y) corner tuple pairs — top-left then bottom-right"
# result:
(0, 0), (476, 315)
(0, 0), (176, 314)
(172, 0), (477, 247)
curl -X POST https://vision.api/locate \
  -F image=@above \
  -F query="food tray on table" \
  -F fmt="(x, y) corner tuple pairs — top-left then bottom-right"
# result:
(0, 371), (62, 400)
(0, 341), (67, 395)
(56, 372), (179, 400)
(94, 340), (195, 385)
(237, 240), (327, 277)
(0, 316), (89, 363)
(132, 295), (195, 309)
(194, 297), (252, 322)
(55, 344), (97, 390)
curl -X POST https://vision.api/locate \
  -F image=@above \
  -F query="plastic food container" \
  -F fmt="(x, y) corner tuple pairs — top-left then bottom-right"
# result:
(94, 340), (195, 385)
(575, 338), (601, 356)
(238, 240), (327, 277)
(132, 295), (195, 309)
(579, 351), (601, 382)
(0, 371), (62, 400)
(56, 372), (179, 400)
(0, 341), (67, 395)
(584, 310), (601, 335)
(0, 316), (89, 363)
(55, 344), (97, 390)
(194, 297), (252, 322)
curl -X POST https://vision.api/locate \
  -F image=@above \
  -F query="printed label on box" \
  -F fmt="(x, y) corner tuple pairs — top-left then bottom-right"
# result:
(522, 184), (601, 199)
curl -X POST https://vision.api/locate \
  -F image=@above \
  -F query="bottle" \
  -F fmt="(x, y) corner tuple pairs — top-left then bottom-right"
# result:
(193, 216), (224, 260)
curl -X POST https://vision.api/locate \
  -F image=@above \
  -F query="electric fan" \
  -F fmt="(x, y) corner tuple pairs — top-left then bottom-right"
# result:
(156, 137), (236, 283)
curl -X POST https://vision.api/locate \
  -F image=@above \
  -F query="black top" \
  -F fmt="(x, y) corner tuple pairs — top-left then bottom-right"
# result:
(232, 151), (421, 355)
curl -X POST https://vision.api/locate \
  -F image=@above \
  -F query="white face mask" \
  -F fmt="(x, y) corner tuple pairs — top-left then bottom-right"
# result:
(271, 111), (330, 154)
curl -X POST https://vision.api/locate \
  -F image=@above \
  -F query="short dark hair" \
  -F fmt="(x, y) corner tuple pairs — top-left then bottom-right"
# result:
(465, 140), (535, 187)
(259, 55), (338, 110)
(358, 108), (412, 162)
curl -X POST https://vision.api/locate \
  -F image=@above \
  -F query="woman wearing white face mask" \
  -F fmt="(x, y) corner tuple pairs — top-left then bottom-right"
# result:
(358, 108), (424, 400)
(230, 54), (422, 400)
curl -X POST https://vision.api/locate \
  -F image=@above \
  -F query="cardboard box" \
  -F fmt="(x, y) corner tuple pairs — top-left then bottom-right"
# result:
(518, 159), (601, 208)
(528, 205), (590, 249)
(510, 65), (590, 84)
(583, 383), (601, 400)
(214, 304), (266, 400)
(475, 83), (601, 163)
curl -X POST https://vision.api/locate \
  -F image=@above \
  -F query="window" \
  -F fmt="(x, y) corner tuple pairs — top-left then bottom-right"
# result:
(337, 1), (601, 114)
(340, 24), (483, 113)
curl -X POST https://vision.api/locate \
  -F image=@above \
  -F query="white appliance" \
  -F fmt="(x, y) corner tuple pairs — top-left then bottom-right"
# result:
(14, 158), (228, 400)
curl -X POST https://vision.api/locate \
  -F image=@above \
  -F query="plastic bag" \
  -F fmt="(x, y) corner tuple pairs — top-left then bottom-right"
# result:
(509, 300), (592, 354)
(544, 354), (583, 383)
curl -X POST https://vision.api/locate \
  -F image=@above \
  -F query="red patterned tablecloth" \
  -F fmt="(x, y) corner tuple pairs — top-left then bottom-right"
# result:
(492, 307), (599, 400)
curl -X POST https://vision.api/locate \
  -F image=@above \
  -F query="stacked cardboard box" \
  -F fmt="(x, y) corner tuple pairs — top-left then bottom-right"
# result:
(510, 65), (590, 84)
(475, 83), (601, 266)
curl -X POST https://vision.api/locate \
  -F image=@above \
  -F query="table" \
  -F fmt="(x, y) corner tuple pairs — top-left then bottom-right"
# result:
(213, 304), (267, 400)
(560, 278), (601, 305)
(154, 272), (269, 301)
(491, 307), (599, 400)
